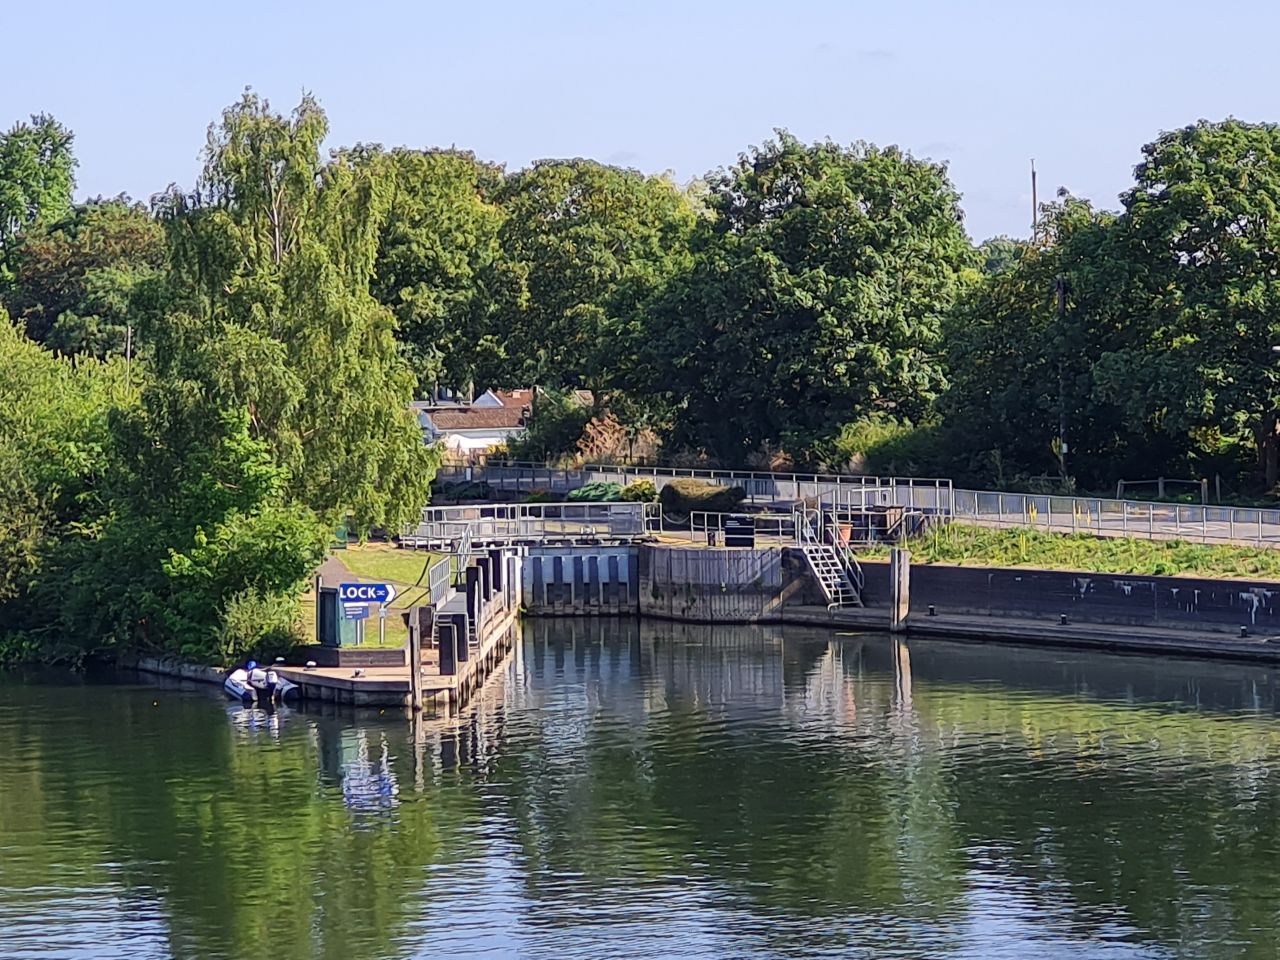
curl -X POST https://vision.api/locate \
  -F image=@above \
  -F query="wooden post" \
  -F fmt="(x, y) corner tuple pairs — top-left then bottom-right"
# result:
(406, 608), (423, 712)
(890, 547), (911, 633)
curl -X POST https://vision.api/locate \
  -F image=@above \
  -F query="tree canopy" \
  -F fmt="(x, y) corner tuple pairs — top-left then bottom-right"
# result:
(646, 133), (973, 462)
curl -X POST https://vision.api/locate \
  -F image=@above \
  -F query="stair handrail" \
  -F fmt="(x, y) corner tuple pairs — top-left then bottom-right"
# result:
(826, 510), (865, 593)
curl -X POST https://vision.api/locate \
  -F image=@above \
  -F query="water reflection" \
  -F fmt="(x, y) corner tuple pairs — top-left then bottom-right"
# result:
(3, 624), (1280, 958)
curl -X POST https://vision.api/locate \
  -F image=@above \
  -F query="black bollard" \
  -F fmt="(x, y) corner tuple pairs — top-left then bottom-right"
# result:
(438, 623), (457, 675)
(1241, 625), (1250, 638)
(1060, 614), (1069, 625)
(927, 604), (936, 617)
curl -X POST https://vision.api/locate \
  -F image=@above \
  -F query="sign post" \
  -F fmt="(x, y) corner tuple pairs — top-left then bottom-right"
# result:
(339, 583), (396, 647)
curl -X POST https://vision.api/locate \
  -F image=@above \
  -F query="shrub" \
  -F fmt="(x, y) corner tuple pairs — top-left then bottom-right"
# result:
(620, 478), (658, 502)
(431, 480), (492, 502)
(658, 478), (746, 516)
(213, 587), (302, 666)
(522, 489), (558, 503)
(566, 481), (623, 502)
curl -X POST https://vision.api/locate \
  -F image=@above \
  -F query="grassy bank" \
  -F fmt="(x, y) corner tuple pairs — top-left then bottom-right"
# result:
(868, 523), (1280, 579)
(299, 544), (444, 648)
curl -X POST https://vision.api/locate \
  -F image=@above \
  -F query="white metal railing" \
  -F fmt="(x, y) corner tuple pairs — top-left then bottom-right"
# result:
(952, 489), (1280, 546)
(407, 501), (657, 547)
(435, 460), (955, 512)
(427, 555), (453, 605)
(435, 459), (1280, 548)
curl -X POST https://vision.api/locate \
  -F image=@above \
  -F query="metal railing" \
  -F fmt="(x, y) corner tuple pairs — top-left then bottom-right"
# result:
(427, 555), (453, 605)
(427, 456), (1280, 548)
(952, 490), (1280, 546)
(436, 460), (955, 512)
(407, 501), (657, 549)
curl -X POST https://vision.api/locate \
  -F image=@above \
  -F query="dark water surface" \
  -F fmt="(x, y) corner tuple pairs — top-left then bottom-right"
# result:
(3, 621), (1280, 959)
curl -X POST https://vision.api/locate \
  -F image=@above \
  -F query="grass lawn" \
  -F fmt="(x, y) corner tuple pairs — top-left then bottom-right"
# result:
(297, 544), (445, 648)
(867, 523), (1280, 579)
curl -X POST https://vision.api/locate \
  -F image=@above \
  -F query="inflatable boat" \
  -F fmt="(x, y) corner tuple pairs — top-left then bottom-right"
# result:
(223, 659), (299, 703)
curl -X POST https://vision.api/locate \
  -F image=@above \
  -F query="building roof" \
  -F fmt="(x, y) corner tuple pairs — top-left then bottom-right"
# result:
(426, 407), (528, 431)
(491, 389), (534, 407)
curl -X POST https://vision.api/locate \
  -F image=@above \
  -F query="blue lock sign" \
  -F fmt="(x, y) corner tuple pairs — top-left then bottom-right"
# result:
(339, 582), (396, 604)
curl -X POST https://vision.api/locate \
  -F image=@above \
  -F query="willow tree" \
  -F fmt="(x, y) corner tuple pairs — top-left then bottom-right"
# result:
(157, 91), (433, 531)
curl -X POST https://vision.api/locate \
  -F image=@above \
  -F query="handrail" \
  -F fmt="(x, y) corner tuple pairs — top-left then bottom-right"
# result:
(427, 555), (453, 605)
(452, 526), (472, 586)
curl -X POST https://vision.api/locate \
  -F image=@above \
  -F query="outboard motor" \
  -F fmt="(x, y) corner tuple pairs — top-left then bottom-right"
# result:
(246, 660), (277, 701)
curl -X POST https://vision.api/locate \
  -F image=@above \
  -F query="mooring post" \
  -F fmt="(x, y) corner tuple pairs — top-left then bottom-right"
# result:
(406, 608), (423, 711)
(438, 622), (457, 675)
(890, 547), (911, 633)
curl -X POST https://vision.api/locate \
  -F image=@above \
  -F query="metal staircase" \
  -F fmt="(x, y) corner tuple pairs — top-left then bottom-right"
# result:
(796, 510), (863, 609)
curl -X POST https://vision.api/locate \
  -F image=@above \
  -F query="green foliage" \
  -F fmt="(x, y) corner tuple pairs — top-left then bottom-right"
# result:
(216, 587), (303, 663)
(880, 522), (1280, 579)
(502, 388), (591, 461)
(0, 114), (76, 284)
(156, 90), (435, 533)
(521, 489), (559, 503)
(566, 481), (622, 502)
(364, 148), (506, 393)
(620, 478), (658, 502)
(658, 478), (745, 516)
(0, 315), (123, 615)
(646, 131), (974, 464)
(3, 198), (166, 357)
(431, 479), (492, 502)
(495, 159), (697, 399)
(1093, 119), (1280, 489)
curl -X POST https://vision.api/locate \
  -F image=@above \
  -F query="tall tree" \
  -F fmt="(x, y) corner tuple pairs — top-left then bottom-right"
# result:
(495, 159), (697, 402)
(943, 199), (1157, 487)
(0, 114), (76, 285)
(157, 91), (433, 531)
(1094, 119), (1280, 489)
(363, 147), (506, 394)
(647, 132), (973, 463)
(3, 198), (166, 356)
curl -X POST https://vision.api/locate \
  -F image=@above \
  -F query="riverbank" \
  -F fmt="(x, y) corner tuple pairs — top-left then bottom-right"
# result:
(128, 536), (1280, 711)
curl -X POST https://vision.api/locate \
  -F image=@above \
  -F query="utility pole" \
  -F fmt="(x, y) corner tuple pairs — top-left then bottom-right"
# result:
(1031, 159), (1038, 240)
(1055, 275), (1068, 480)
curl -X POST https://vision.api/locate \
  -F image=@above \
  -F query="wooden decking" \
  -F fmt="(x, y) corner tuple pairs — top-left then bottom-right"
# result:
(278, 603), (519, 711)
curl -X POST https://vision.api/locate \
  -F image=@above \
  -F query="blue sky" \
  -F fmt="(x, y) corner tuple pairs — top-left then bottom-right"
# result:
(6, 0), (1278, 241)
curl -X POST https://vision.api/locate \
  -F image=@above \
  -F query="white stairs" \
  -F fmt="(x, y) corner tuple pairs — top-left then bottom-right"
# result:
(802, 544), (863, 609)
(796, 510), (863, 609)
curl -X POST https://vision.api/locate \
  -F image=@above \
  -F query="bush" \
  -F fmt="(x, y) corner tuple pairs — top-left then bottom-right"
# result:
(658, 478), (746, 516)
(566, 481), (623, 502)
(213, 587), (302, 666)
(522, 488), (558, 503)
(503, 389), (591, 461)
(431, 480), (492, 502)
(620, 478), (658, 502)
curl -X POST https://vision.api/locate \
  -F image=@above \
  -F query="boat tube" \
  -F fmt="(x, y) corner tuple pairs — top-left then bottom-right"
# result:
(223, 659), (300, 703)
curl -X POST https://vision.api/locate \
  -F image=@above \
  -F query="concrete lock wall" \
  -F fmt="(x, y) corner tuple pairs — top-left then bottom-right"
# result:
(638, 546), (818, 622)
(862, 560), (1280, 635)
(520, 546), (639, 615)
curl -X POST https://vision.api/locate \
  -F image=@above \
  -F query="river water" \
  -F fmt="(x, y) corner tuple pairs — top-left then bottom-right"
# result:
(3, 620), (1280, 959)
